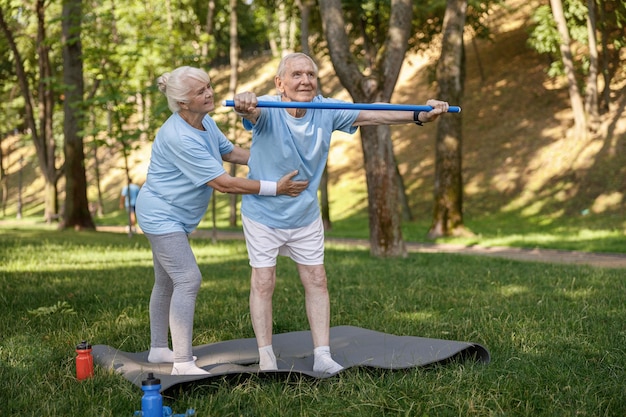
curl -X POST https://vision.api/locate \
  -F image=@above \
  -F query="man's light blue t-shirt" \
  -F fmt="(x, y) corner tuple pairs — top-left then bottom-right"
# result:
(136, 113), (234, 235)
(241, 95), (359, 229)
(121, 183), (141, 208)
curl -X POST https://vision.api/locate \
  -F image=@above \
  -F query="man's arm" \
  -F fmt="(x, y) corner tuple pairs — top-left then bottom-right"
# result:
(353, 99), (449, 126)
(232, 92), (262, 124)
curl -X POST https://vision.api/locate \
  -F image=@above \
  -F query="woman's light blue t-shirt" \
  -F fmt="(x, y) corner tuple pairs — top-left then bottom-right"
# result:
(136, 113), (234, 235)
(241, 95), (359, 229)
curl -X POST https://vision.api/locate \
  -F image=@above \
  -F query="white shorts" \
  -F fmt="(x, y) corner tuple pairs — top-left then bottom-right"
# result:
(242, 214), (325, 268)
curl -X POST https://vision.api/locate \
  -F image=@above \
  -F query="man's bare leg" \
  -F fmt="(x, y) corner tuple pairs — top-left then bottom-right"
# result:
(297, 263), (343, 373)
(250, 266), (278, 370)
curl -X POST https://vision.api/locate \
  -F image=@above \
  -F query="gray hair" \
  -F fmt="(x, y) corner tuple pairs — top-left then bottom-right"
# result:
(276, 53), (318, 79)
(157, 66), (210, 113)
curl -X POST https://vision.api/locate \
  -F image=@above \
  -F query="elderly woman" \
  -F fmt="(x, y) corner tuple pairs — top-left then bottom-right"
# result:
(136, 66), (308, 375)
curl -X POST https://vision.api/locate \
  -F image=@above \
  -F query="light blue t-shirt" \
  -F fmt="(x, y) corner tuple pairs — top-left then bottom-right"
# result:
(121, 183), (141, 208)
(241, 95), (359, 229)
(136, 113), (234, 235)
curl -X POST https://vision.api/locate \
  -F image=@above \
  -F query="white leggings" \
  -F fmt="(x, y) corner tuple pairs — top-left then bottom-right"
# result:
(145, 232), (201, 363)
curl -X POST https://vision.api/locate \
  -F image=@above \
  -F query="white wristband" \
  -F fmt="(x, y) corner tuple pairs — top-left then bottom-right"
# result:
(259, 180), (277, 196)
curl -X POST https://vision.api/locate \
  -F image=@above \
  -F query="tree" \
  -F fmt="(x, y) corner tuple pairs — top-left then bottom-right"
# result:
(0, 134), (6, 216)
(60, 0), (94, 230)
(594, 0), (625, 111)
(428, 0), (470, 238)
(1, 0), (277, 221)
(550, 0), (587, 137)
(227, 0), (240, 228)
(319, 0), (413, 257)
(261, 0), (298, 57)
(0, 1), (62, 222)
(584, 0), (599, 128)
(527, 0), (620, 136)
(296, 0), (333, 230)
(80, 0), (203, 222)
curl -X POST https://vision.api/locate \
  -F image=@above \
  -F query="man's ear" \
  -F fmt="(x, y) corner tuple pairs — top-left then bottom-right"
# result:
(275, 76), (284, 93)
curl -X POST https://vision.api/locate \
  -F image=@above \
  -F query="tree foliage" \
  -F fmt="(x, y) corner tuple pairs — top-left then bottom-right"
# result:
(528, 0), (587, 77)
(1, 0), (623, 237)
(528, 0), (625, 81)
(527, 0), (624, 134)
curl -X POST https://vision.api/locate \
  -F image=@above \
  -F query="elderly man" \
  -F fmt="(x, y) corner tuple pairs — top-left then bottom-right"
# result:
(233, 53), (449, 373)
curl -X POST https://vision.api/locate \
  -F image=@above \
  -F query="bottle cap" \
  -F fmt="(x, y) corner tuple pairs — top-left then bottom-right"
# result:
(76, 340), (92, 350)
(142, 372), (161, 386)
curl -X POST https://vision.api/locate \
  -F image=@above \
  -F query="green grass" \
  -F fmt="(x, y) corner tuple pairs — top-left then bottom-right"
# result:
(1, 224), (625, 416)
(322, 209), (626, 254)
(157, 193), (625, 254)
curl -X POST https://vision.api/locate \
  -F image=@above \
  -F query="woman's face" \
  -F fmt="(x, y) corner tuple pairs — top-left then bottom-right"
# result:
(184, 77), (215, 114)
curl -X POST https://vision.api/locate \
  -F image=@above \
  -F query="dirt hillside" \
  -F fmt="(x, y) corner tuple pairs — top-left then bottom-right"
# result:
(389, 0), (625, 226)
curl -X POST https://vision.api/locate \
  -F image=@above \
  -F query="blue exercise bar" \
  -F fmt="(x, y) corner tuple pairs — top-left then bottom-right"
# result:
(222, 100), (461, 113)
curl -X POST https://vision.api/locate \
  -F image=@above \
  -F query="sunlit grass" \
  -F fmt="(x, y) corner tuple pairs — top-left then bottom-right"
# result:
(440, 228), (626, 252)
(321, 208), (626, 254)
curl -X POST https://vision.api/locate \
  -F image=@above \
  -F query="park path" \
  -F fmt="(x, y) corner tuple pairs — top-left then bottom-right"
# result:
(98, 226), (626, 269)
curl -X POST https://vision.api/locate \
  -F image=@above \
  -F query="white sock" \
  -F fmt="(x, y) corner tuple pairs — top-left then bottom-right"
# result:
(313, 346), (343, 374)
(171, 360), (210, 376)
(258, 345), (278, 370)
(148, 347), (196, 363)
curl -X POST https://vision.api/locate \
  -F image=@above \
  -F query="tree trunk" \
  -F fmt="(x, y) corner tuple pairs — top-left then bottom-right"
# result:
(395, 160), (413, 221)
(597, 1), (611, 112)
(228, 0), (240, 228)
(0, 3), (60, 222)
(585, 0), (599, 129)
(276, 2), (290, 56)
(211, 194), (218, 243)
(0, 137), (6, 216)
(36, 0), (61, 223)
(361, 125), (406, 257)
(298, 0), (332, 229)
(120, 139), (132, 234)
(85, 107), (103, 218)
(319, 164), (332, 230)
(319, 0), (412, 257)
(84, 79), (103, 218)
(92, 138), (104, 217)
(288, 3), (298, 52)
(428, 0), (470, 239)
(549, 0), (587, 137)
(203, 0), (216, 59)
(61, 0), (95, 230)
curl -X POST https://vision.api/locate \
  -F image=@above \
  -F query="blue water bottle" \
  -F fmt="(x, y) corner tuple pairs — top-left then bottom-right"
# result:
(140, 372), (163, 417)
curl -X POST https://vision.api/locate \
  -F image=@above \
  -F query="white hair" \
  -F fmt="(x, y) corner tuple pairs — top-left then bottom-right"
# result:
(276, 53), (319, 78)
(157, 66), (210, 113)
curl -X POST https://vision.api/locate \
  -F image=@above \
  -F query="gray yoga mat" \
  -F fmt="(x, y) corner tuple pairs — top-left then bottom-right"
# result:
(93, 325), (490, 392)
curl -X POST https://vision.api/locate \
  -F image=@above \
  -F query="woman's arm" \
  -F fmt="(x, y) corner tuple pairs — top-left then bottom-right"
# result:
(207, 170), (308, 197)
(221, 146), (250, 165)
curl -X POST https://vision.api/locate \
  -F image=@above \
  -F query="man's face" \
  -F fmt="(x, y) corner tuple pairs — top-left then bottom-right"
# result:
(275, 57), (317, 102)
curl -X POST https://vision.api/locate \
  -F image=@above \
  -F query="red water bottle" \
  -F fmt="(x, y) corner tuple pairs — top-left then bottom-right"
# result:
(76, 341), (94, 380)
